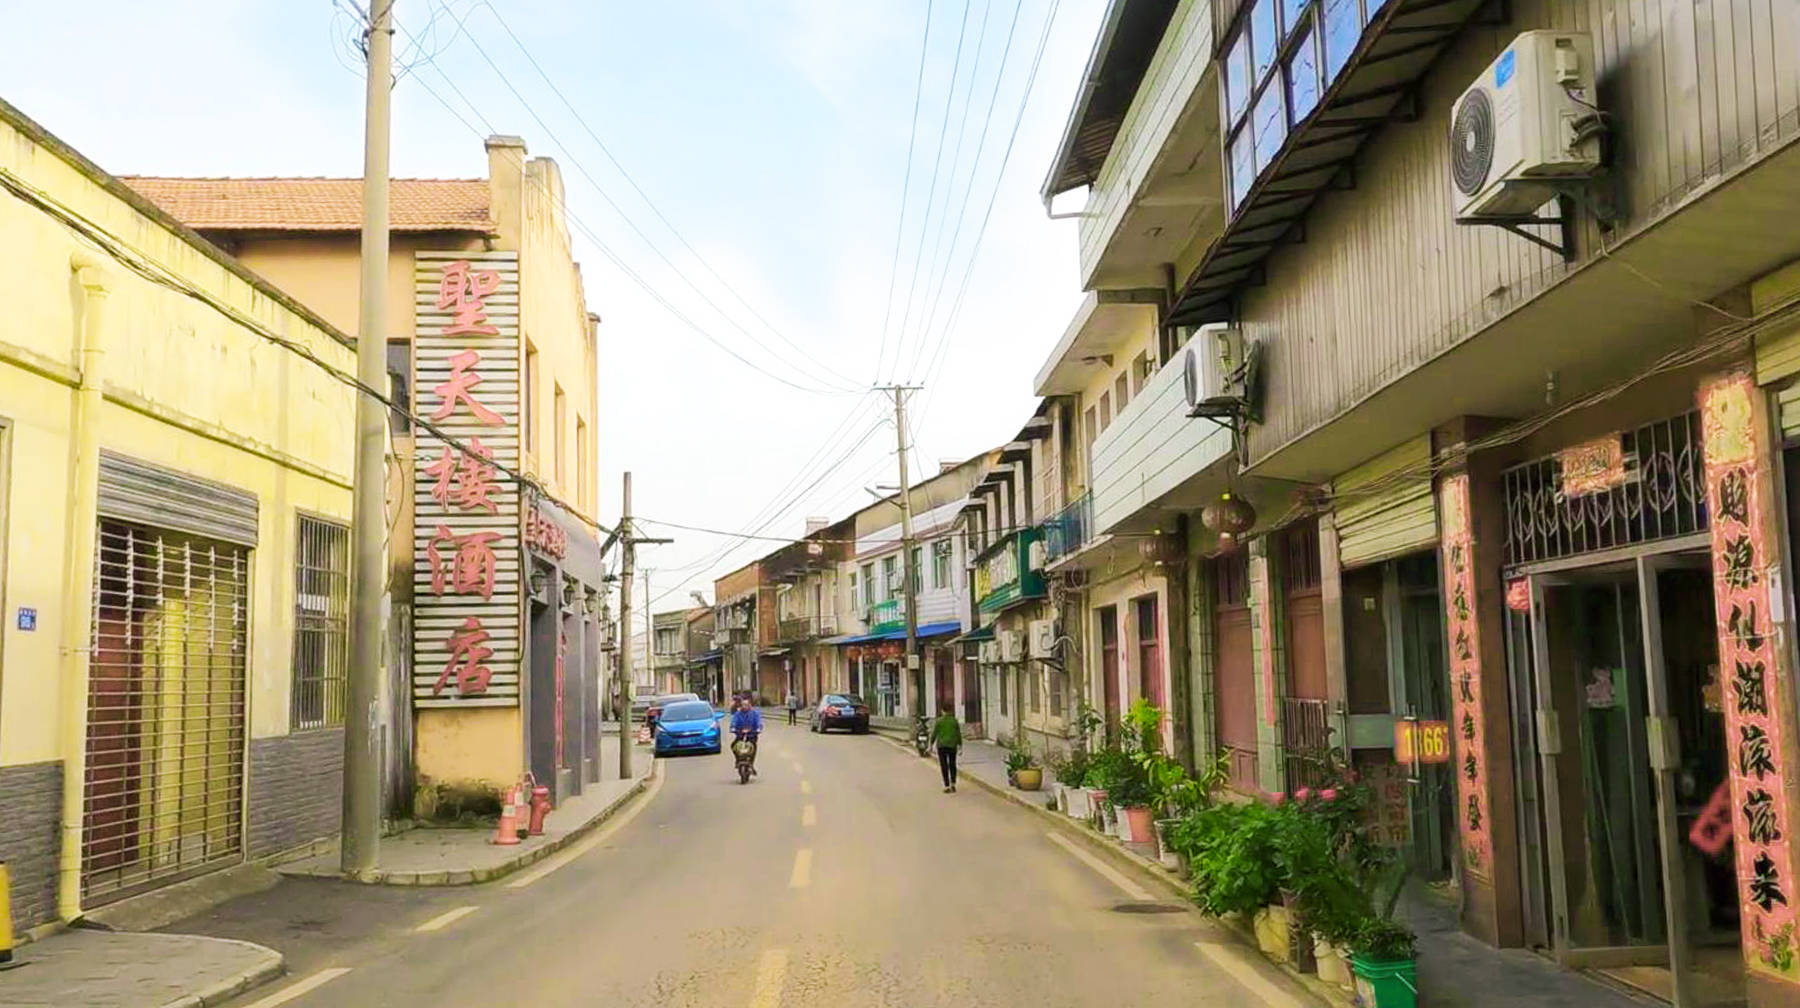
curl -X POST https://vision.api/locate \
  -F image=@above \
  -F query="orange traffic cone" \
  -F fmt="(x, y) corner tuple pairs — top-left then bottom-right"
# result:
(492, 784), (521, 846)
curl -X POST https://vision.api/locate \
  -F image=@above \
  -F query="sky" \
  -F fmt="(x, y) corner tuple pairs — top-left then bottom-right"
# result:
(0, 0), (1104, 612)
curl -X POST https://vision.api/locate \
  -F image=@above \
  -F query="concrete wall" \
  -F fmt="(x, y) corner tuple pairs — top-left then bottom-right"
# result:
(0, 761), (61, 931)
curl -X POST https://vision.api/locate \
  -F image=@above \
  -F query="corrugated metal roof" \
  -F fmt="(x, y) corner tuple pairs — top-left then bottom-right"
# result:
(1041, 0), (1181, 201)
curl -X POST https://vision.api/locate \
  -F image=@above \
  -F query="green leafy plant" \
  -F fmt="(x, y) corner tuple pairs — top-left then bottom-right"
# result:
(1122, 698), (1164, 754)
(1180, 801), (1284, 917)
(1349, 916), (1417, 961)
(1004, 733), (1039, 773)
(1051, 747), (1092, 788)
(1072, 702), (1105, 749)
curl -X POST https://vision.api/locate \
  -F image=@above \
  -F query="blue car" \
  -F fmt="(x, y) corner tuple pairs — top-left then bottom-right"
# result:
(653, 700), (725, 756)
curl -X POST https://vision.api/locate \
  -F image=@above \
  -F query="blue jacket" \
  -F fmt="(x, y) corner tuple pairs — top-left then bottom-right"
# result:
(730, 708), (763, 735)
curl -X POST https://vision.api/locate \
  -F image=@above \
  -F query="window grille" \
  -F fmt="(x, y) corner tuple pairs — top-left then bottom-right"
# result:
(291, 516), (349, 731)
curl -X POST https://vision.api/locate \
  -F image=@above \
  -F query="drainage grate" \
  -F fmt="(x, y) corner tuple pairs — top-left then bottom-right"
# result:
(1111, 902), (1187, 914)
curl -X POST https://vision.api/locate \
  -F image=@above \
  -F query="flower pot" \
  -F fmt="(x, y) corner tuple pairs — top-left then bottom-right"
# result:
(1175, 849), (1191, 879)
(1351, 954), (1417, 1008)
(1014, 767), (1043, 791)
(1154, 819), (1182, 870)
(1252, 904), (1292, 963)
(1123, 805), (1156, 845)
(1065, 786), (1092, 820)
(1099, 800), (1118, 832)
(1314, 939), (1353, 989)
(1283, 893), (1315, 973)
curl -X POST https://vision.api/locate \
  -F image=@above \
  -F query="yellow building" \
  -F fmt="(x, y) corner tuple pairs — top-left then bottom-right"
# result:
(0, 97), (355, 929)
(128, 135), (606, 810)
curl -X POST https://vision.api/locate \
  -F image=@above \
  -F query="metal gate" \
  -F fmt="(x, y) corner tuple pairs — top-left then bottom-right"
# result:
(84, 520), (249, 903)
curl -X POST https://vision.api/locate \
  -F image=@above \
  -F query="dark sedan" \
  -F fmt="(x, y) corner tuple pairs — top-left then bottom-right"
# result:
(810, 693), (870, 734)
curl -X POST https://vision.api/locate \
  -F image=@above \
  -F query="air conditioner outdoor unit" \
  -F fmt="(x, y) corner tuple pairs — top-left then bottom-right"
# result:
(1028, 619), (1057, 660)
(1450, 31), (1600, 219)
(978, 640), (999, 665)
(998, 630), (1023, 663)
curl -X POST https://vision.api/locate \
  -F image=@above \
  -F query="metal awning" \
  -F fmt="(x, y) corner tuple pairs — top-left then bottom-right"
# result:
(1042, 0), (1183, 200)
(760, 647), (789, 657)
(688, 649), (723, 666)
(835, 622), (963, 645)
(948, 624), (997, 645)
(1167, 0), (1491, 327)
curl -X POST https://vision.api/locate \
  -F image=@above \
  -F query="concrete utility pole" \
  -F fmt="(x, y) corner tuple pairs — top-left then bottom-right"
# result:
(616, 472), (671, 779)
(877, 384), (924, 717)
(642, 568), (654, 691)
(343, 0), (392, 878)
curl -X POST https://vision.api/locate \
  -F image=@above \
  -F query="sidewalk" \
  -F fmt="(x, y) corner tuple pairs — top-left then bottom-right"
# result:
(281, 734), (653, 886)
(946, 739), (1652, 1008)
(0, 930), (281, 1008)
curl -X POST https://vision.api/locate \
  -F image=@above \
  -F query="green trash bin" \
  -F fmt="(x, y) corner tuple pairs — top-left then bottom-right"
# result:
(1349, 954), (1417, 1008)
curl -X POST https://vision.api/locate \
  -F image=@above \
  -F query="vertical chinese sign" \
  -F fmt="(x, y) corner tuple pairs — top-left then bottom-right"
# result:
(413, 251), (523, 709)
(1700, 373), (1800, 981)
(1439, 474), (1493, 880)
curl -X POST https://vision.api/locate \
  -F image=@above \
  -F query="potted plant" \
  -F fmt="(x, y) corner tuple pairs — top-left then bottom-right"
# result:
(1055, 748), (1092, 819)
(1006, 735), (1042, 791)
(1184, 801), (1281, 928)
(1105, 758), (1156, 845)
(1349, 917), (1417, 1008)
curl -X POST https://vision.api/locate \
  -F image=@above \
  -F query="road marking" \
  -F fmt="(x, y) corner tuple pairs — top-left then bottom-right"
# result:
(748, 948), (790, 1008)
(1195, 941), (1309, 1008)
(801, 804), (816, 827)
(238, 968), (352, 1008)
(789, 848), (812, 888)
(414, 905), (478, 932)
(800, 779), (812, 795)
(1045, 831), (1152, 901)
(506, 767), (663, 889)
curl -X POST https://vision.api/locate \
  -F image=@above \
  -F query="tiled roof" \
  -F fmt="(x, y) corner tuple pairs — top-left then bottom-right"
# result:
(120, 177), (493, 233)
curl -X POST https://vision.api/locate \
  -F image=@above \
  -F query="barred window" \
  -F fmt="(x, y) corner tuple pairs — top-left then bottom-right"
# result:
(292, 515), (349, 730)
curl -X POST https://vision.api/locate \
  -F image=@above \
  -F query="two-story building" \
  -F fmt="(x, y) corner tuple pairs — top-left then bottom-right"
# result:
(683, 605), (720, 702)
(0, 98), (355, 929)
(127, 134), (609, 810)
(651, 608), (695, 695)
(1044, 0), (1800, 1004)
(762, 518), (852, 708)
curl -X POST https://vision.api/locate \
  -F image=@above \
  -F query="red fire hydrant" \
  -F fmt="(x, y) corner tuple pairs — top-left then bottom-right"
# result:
(528, 784), (553, 836)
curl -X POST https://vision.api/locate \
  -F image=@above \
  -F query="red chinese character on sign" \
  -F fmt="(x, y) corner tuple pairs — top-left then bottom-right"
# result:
(430, 349), (505, 425)
(423, 438), (500, 513)
(434, 616), (494, 696)
(437, 259), (502, 336)
(426, 525), (501, 599)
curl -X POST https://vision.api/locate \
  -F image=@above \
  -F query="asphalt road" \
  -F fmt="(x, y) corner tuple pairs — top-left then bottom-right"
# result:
(182, 721), (1311, 1008)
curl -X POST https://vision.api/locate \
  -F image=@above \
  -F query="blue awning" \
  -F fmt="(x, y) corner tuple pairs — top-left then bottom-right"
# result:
(688, 649), (722, 665)
(833, 621), (963, 645)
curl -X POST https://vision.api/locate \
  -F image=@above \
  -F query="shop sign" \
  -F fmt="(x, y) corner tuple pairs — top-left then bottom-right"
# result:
(1362, 763), (1412, 849)
(1557, 434), (1630, 497)
(976, 528), (1048, 613)
(1439, 474), (1493, 880)
(1394, 720), (1451, 766)
(412, 252), (522, 708)
(525, 504), (568, 559)
(1699, 373), (1800, 981)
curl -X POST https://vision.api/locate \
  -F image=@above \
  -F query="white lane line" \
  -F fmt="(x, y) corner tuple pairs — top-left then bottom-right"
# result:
(1045, 831), (1152, 901)
(414, 905), (478, 932)
(748, 948), (790, 1008)
(789, 848), (813, 888)
(801, 803), (817, 827)
(800, 779), (812, 795)
(238, 967), (352, 1008)
(1195, 941), (1310, 1008)
(506, 766), (663, 889)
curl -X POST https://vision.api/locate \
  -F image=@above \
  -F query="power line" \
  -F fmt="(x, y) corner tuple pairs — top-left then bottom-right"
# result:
(874, 0), (938, 385)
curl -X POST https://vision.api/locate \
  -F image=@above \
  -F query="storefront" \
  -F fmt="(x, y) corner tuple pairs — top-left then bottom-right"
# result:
(521, 493), (605, 802)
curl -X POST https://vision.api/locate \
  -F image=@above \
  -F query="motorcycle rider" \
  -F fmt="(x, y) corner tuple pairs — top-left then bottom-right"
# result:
(730, 696), (763, 776)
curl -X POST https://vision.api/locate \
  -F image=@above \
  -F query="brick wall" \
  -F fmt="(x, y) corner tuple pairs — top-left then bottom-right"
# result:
(248, 730), (343, 859)
(0, 761), (62, 931)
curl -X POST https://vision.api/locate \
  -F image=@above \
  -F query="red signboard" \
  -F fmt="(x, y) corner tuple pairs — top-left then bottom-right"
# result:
(1394, 720), (1452, 766)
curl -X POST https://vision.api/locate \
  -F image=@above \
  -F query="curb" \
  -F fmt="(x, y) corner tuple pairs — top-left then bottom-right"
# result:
(299, 761), (659, 887)
(885, 737), (1352, 1008)
(158, 940), (286, 1008)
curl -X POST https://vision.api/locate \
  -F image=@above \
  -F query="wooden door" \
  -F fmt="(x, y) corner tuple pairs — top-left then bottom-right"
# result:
(1214, 555), (1258, 791)
(1098, 606), (1120, 737)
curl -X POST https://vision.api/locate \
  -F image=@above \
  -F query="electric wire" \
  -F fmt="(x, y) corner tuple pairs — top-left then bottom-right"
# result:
(874, 0), (939, 385)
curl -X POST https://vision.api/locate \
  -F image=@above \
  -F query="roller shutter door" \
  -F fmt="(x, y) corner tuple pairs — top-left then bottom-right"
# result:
(1332, 436), (1437, 569)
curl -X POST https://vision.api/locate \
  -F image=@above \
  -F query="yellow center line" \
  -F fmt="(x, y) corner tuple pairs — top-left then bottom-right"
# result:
(414, 905), (478, 932)
(748, 948), (790, 1008)
(801, 804), (817, 827)
(789, 848), (812, 888)
(239, 968), (352, 1008)
(800, 779), (812, 795)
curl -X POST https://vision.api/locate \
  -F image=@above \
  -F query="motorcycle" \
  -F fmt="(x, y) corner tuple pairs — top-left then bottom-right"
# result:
(913, 714), (931, 757)
(732, 736), (757, 784)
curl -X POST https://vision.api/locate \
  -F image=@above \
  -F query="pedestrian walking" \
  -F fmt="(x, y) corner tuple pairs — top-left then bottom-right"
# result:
(932, 707), (962, 793)
(785, 690), (800, 726)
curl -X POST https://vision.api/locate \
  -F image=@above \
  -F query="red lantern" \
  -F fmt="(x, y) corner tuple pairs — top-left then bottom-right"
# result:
(1201, 492), (1256, 536)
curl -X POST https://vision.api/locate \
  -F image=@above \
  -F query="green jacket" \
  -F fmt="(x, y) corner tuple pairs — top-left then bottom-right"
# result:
(932, 712), (962, 749)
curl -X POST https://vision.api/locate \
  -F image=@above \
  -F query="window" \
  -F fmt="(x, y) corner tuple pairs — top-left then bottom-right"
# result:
(1083, 405), (1099, 486)
(1323, 0), (1359, 81)
(862, 563), (877, 605)
(881, 555), (899, 598)
(524, 340), (539, 451)
(1099, 391), (1112, 430)
(1049, 666), (1066, 718)
(1288, 25), (1322, 122)
(1225, 29), (1253, 123)
(553, 383), (567, 484)
(850, 569), (860, 609)
(575, 418), (590, 512)
(292, 515), (349, 730)
(1250, 0), (1278, 81)
(1229, 131), (1256, 207)
(910, 546), (924, 592)
(386, 340), (411, 433)
(1253, 82), (1288, 172)
(1114, 373), (1130, 414)
(932, 539), (953, 588)
(1136, 595), (1164, 709)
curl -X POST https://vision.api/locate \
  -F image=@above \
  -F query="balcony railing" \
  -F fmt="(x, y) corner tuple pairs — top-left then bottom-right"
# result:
(867, 597), (903, 634)
(777, 616), (816, 643)
(1043, 493), (1093, 564)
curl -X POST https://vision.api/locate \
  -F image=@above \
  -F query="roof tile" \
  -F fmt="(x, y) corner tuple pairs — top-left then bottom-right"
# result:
(120, 177), (493, 233)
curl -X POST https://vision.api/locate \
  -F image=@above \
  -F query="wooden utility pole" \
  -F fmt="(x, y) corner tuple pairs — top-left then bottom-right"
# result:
(343, 0), (392, 877)
(616, 472), (671, 779)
